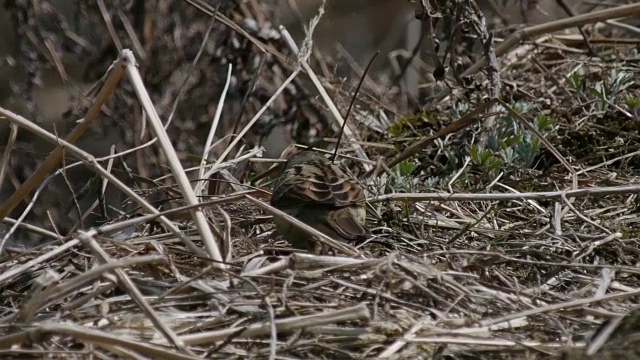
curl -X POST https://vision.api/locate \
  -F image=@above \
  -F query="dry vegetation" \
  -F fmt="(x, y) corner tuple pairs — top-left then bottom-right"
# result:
(1, 0), (640, 359)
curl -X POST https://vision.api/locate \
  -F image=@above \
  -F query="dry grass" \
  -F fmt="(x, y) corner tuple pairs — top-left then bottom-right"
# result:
(1, 0), (640, 359)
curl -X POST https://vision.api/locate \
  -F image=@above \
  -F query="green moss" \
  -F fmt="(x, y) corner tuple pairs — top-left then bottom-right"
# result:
(625, 97), (640, 108)
(388, 111), (438, 136)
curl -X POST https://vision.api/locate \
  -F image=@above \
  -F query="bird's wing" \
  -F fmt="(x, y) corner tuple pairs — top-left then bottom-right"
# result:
(270, 161), (365, 208)
(326, 207), (369, 240)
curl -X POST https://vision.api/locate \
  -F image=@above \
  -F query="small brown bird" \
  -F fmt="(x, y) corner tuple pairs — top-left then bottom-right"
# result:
(270, 150), (370, 250)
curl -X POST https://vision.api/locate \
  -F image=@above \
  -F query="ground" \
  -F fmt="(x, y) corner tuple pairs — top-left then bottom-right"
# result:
(0, 0), (639, 359)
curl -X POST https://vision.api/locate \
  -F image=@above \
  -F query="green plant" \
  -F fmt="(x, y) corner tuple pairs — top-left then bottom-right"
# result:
(389, 159), (420, 192)
(467, 102), (555, 182)
(625, 97), (640, 120)
(567, 68), (635, 112)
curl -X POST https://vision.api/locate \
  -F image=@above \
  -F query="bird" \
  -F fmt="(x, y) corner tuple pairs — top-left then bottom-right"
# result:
(270, 150), (370, 250)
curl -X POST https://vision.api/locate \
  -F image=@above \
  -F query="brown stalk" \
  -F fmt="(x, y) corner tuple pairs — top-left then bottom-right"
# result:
(0, 55), (127, 221)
